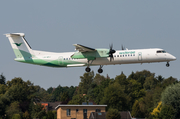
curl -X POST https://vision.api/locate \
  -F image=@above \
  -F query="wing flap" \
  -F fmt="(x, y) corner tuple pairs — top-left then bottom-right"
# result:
(73, 44), (96, 52)
(67, 64), (85, 67)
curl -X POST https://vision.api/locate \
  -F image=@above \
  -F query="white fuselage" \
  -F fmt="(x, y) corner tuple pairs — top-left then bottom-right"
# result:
(30, 48), (176, 67)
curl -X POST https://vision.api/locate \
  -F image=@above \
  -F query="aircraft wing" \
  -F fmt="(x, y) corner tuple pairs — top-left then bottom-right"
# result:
(73, 44), (96, 52)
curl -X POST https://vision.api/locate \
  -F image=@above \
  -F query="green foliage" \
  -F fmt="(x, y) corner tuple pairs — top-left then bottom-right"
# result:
(159, 104), (175, 119)
(0, 70), (178, 119)
(126, 79), (146, 109)
(60, 91), (69, 103)
(50, 85), (76, 102)
(143, 76), (158, 90)
(93, 74), (106, 85)
(33, 85), (51, 102)
(12, 114), (21, 119)
(131, 100), (144, 118)
(78, 71), (94, 94)
(106, 108), (121, 119)
(47, 87), (53, 94)
(52, 110), (57, 119)
(6, 101), (22, 118)
(46, 111), (54, 119)
(68, 94), (90, 105)
(151, 101), (162, 118)
(0, 74), (6, 85)
(0, 84), (7, 95)
(23, 111), (30, 119)
(115, 72), (127, 86)
(161, 83), (180, 118)
(101, 83), (128, 111)
(31, 103), (46, 118)
(161, 76), (178, 88)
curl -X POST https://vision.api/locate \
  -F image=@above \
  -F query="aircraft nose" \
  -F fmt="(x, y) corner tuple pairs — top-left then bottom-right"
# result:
(172, 56), (176, 60)
(170, 55), (176, 61)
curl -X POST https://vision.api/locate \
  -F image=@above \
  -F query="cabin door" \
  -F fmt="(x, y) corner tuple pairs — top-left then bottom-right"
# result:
(138, 52), (142, 61)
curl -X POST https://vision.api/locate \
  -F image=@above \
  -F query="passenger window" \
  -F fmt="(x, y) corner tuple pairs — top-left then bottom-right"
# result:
(114, 55), (116, 57)
(117, 55), (119, 57)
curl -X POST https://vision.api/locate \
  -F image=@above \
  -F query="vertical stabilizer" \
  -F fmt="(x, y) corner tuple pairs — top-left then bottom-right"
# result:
(5, 33), (35, 58)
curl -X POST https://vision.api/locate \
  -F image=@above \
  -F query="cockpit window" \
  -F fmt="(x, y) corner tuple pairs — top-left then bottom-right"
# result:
(157, 50), (166, 53)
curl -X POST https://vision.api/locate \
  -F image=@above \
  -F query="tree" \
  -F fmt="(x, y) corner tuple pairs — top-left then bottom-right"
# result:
(100, 83), (129, 111)
(93, 74), (106, 85)
(68, 94), (85, 104)
(151, 101), (162, 119)
(159, 104), (175, 119)
(47, 87), (53, 94)
(115, 72), (128, 86)
(60, 92), (69, 103)
(126, 79), (145, 109)
(161, 83), (180, 118)
(33, 86), (51, 102)
(143, 76), (157, 90)
(46, 111), (54, 119)
(12, 114), (21, 119)
(0, 84), (7, 95)
(128, 70), (155, 85)
(31, 103), (46, 118)
(161, 76), (178, 88)
(131, 100), (144, 118)
(78, 71), (94, 94)
(6, 101), (22, 118)
(106, 108), (121, 119)
(0, 74), (6, 85)
(87, 78), (112, 104)
(23, 111), (30, 119)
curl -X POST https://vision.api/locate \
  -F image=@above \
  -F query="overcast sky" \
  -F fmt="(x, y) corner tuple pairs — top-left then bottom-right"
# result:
(0, 1), (179, 89)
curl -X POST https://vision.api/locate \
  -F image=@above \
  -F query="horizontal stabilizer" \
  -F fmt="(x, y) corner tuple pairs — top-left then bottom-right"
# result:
(5, 33), (25, 37)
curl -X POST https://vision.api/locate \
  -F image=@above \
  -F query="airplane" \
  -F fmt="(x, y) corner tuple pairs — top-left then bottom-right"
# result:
(5, 33), (176, 73)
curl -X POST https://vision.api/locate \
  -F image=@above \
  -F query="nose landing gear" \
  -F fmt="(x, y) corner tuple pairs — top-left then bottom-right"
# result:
(166, 62), (170, 67)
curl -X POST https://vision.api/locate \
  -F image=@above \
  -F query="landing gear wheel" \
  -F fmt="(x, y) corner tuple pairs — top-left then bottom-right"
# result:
(85, 67), (91, 72)
(98, 69), (103, 73)
(166, 62), (170, 67)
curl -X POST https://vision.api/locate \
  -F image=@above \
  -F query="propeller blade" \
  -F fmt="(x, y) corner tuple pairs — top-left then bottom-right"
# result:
(108, 44), (116, 62)
(121, 45), (125, 50)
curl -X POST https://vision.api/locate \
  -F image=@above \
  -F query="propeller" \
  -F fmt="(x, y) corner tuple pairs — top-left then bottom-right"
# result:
(109, 44), (116, 61)
(121, 45), (125, 50)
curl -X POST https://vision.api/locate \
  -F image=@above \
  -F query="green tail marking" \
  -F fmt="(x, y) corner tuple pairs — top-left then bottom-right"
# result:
(14, 43), (23, 46)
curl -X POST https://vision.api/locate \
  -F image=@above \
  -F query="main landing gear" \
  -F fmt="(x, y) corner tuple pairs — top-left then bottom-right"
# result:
(85, 66), (103, 73)
(85, 60), (93, 73)
(85, 67), (91, 72)
(85, 60), (103, 73)
(98, 65), (103, 73)
(166, 62), (170, 67)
